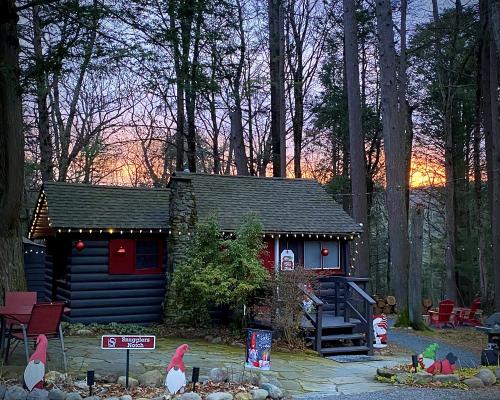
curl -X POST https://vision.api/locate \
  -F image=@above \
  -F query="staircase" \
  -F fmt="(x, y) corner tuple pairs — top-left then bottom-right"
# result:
(301, 276), (376, 356)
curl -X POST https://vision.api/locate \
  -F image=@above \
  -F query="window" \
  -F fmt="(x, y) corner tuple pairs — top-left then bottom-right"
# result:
(304, 241), (340, 270)
(136, 240), (160, 270)
(109, 239), (163, 274)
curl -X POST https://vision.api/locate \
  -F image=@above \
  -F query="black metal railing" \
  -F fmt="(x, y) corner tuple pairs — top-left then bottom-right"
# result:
(320, 276), (376, 354)
(300, 284), (324, 350)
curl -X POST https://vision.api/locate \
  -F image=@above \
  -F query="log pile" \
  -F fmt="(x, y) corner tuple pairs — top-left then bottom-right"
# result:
(422, 298), (433, 314)
(373, 295), (397, 315)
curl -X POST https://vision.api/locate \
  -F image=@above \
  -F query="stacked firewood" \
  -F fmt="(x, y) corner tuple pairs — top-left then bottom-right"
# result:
(373, 295), (397, 315)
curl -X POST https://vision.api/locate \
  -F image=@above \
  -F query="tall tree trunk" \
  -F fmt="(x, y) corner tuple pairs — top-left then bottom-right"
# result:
(343, 0), (369, 277)
(490, 0), (500, 57)
(444, 111), (457, 301)
(269, 0), (286, 177)
(477, 2), (489, 301)
(489, 24), (500, 310)
(399, 0), (412, 215)
(0, 0), (27, 300)
(230, 111), (249, 175)
(409, 204), (424, 327)
(375, 0), (410, 312)
(185, 8), (203, 173)
(32, 5), (54, 182)
(231, 0), (249, 176)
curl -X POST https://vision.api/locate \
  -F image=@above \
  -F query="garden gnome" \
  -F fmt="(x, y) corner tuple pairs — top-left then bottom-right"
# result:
(165, 343), (189, 394)
(420, 343), (439, 369)
(23, 335), (48, 391)
(247, 331), (259, 367)
(426, 352), (457, 375)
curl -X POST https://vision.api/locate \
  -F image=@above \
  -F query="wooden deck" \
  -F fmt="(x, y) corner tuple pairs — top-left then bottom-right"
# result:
(301, 313), (361, 329)
(301, 276), (376, 356)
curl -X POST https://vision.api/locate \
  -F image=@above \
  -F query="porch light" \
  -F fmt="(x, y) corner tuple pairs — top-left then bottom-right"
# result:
(117, 246), (126, 254)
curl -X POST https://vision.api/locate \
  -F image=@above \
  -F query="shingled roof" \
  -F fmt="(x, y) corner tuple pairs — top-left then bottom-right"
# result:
(182, 173), (362, 235)
(30, 175), (362, 238)
(30, 182), (170, 238)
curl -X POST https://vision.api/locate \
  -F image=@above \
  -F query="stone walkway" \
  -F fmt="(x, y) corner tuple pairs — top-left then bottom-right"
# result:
(2, 336), (407, 396)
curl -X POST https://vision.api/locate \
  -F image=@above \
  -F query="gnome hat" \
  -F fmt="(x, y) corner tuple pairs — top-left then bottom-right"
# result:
(250, 332), (257, 349)
(422, 343), (439, 360)
(445, 352), (457, 365)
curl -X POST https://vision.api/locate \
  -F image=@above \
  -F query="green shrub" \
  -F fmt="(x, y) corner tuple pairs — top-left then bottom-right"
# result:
(168, 215), (268, 325)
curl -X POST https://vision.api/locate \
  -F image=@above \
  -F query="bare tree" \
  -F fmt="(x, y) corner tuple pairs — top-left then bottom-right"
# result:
(32, 5), (54, 181)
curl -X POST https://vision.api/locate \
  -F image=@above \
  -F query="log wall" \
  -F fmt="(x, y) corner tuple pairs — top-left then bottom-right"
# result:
(47, 237), (167, 324)
(23, 242), (46, 301)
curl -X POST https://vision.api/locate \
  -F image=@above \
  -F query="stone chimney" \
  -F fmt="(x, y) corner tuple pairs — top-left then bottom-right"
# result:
(167, 172), (197, 272)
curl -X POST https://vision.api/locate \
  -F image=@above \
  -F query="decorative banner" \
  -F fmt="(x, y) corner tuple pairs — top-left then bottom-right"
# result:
(101, 335), (156, 349)
(280, 249), (295, 271)
(245, 329), (272, 370)
(372, 314), (388, 348)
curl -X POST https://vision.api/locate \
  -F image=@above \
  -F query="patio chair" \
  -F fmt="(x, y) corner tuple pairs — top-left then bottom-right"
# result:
(1, 292), (37, 349)
(4, 302), (67, 371)
(457, 297), (483, 327)
(428, 299), (456, 328)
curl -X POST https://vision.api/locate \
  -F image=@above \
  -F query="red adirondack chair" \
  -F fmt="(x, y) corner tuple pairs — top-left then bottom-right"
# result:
(457, 297), (482, 327)
(428, 299), (456, 328)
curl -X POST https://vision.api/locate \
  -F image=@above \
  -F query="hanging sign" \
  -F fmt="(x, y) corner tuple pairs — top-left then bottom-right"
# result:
(280, 249), (295, 271)
(101, 335), (156, 349)
(245, 329), (272, 370)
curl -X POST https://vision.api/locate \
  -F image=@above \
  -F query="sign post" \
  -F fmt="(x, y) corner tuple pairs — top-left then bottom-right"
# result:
(101, 335), (156, 388)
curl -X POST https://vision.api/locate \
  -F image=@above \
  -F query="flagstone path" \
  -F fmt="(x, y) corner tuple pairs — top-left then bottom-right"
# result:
(3, 336), (408, 396)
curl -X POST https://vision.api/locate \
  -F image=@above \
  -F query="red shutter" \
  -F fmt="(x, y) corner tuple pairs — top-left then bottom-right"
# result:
(260, 238), (275, 274)
(109, 239), (135, 274)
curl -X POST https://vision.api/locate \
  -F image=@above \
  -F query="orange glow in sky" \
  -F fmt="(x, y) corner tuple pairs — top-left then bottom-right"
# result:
(410, 155), (445, 188)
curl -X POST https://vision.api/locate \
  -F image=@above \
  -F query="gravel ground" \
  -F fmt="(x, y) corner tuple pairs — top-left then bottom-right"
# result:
(388, 323), (481, 367)
(295, 387), (500, 400)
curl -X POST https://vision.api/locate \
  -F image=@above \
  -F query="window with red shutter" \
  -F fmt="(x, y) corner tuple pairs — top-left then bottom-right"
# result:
(109, 239), (163, 274)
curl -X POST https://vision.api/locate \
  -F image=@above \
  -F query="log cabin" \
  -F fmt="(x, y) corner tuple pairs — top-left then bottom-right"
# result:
(29, 172), (374, 354)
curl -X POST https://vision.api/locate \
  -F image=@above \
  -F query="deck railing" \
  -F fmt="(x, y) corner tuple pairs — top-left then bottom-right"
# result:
(331, 276), (376, 354)
(300, 284), (324, 350)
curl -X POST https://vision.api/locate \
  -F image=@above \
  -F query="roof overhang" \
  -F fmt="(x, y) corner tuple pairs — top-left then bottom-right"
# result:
(29, 189), (54, 239)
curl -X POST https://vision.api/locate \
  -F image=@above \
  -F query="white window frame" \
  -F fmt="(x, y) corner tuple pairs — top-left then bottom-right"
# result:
(303, 240), (341, 270)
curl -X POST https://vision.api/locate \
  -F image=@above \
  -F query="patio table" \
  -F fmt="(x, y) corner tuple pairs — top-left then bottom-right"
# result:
(0, 305), (34, 352)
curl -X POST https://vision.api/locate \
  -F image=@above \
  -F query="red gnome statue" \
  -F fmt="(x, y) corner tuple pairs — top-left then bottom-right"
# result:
(426, 352), (457, 375)
(24, 335), (48, 391)
(165, 344), (189, 394)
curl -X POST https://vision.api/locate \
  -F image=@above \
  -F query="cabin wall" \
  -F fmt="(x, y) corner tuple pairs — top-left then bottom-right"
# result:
(23, 243), (46, 301)
(48, 235), (167, 324)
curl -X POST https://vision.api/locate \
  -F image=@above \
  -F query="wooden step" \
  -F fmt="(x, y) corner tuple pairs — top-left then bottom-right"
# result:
(320, 346), (370, 355)
(320, 333), (365, 341)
